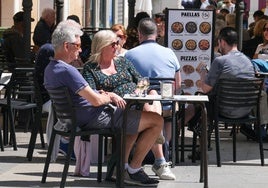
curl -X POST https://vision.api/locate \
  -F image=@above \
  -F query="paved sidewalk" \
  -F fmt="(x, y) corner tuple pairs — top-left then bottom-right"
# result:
(0, 128), (268, 188)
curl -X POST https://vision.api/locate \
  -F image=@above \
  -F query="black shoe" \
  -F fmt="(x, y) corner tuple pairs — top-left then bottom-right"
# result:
(124, 169), (159, 187)
(240, 125), (257, 141)
(188, 150), (201, 160)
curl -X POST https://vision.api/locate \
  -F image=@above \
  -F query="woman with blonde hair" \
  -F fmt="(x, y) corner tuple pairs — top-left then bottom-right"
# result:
(83, 30), (176, 181)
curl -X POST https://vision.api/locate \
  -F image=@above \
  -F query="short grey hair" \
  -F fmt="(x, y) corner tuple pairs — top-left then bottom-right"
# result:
(51, 19), (83, 51)
(138, 18), (157, 37)
(88, 30), (117, 64)
(41, 8), (55, 19)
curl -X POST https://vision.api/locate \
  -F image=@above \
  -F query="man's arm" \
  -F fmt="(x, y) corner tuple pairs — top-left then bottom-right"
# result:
(199, 67), (213, 94)
(78, 85), (111, 107)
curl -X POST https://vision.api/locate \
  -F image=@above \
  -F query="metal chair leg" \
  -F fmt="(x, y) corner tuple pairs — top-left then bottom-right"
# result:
(41, 130), (56, 183)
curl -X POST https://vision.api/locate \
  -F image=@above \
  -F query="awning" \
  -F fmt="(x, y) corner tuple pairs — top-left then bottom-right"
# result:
(135, 0), (152, 17)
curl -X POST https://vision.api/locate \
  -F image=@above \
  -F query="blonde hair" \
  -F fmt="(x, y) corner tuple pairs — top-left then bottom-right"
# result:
(263, 21), (268, 45)
(88, 30), (117, 64)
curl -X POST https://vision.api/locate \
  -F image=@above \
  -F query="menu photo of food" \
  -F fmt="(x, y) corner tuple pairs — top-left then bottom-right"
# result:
(183, 79), (194, 88)
(198, 39), (210, 51)
(182, 64), (195, 75)
(195, 79), (202, 88)
(171, 22), (184, 33)
(199, 22), (211, 34)
(185, 21), (197, 33)
(172, 39), (183, 50)
(185, 39), (197, 51)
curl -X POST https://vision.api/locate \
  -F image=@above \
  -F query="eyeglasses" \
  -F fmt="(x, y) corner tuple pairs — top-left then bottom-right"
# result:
(110, 40), (119, 48)
(263, 28), (268, 32)
(68, 42), (81, 49)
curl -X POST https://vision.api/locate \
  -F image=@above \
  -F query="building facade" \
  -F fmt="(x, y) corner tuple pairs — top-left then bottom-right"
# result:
(0, 0), (265, 58)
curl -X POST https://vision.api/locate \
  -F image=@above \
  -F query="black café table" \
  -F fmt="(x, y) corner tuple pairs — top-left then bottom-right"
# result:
(123, 94), (209, 188)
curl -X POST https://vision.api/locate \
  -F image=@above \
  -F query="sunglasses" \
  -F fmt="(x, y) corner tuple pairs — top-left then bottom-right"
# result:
(117, 34), (125, 39)
(68, 42), (81, 49)
(263, 28), (268, 32)
(110, 40), (119, 47)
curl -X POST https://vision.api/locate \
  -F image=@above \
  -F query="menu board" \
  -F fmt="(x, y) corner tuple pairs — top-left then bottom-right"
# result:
(166, 9), (215, 95)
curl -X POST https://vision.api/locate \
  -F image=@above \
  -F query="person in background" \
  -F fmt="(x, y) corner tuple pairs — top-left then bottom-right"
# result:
(242, 18), (267, 59)
(248, 10), (265, 38)
(44, 19), (163, 187)
(2, 11), (35, 71)
(262, 0), (268, 16)
(67, 15), (92, 63)
(253, 20), (268, 59)
(200, 0), (211, 9)
(225, 13), (250, 41)
(213, 18), (227, 59)
(34, 43), (53, 106)
(111, 24), (128, 56)
(219, 8), (230, 19)
(124, 11), (150, 50)
(33, 8), (56, 50)
(154, 12), (165, 46)
(125, 18), (181, 169)
(221, 0), (235, 14)
(243, 1), (249, 29)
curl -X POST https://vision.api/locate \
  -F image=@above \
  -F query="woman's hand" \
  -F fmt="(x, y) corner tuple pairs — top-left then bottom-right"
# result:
(109, 92), (126, 108)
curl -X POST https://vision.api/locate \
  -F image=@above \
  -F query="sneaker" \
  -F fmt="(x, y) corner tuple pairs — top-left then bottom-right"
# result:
(124, 169), (159, 186)
(59, 140), (76, 161)
(152, 162), (176, 180)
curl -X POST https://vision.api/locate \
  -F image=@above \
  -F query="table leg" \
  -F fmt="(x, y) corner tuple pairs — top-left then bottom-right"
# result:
(171, 101), (176, 167)
(180, 104), (185, 162)
(118, 103), (131, 187)
(200, 103), (208, 188)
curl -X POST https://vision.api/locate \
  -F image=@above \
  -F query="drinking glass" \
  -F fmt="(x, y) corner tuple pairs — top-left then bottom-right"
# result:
(143, 77), (150, 96)
(136, 78), (145, 97)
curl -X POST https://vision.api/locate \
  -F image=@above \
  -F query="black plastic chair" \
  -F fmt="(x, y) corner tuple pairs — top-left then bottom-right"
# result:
(0, 67), (45, 152)
(41, 87), (122, 188)
(213, 78), (264, 167)
(0, 69), (3, 151)
(0, 126), (3, 151)
(26, 73), (46, 161)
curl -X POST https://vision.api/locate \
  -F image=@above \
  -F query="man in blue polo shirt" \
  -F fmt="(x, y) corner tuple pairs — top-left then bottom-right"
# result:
(125, 17), (181, 180)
